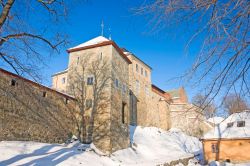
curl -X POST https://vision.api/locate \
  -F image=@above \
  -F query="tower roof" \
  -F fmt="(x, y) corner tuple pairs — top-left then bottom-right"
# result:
(67, 36), (132, 64)
(70, 36), (110, 49)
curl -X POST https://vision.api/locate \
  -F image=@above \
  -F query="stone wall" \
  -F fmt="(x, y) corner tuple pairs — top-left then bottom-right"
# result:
(65, 44), (130, 153)
(110, 46), (130, 153)
(0, 69), (76, 143)
(170, 103), (211, 137)
(142, 89), (170, 130)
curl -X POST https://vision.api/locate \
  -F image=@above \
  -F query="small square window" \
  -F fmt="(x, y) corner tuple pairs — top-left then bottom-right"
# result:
(237, 121), (245, 127)
(42, 91), (47, 97)
(87, 77), (94, 85)
(141, 67), (143, 75)
(61, 77), (66, 84)
(227, 122), (234, 128)
(86, 99), (92, 109)
(11, 79), (16, 86)
(211, 143), (218, 153)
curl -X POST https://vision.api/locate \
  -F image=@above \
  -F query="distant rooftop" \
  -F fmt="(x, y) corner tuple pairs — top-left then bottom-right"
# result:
(166, 89), (181, 98)
(204, 111), (250, 139)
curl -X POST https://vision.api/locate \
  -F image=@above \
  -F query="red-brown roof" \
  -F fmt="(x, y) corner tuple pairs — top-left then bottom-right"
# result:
(0, 68), (75, 100)
(151, 84), (171, 101)
(67, 41), (132, 64)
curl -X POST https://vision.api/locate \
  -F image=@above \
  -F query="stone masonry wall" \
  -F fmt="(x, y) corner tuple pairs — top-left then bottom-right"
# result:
(0, 70), (76, 143)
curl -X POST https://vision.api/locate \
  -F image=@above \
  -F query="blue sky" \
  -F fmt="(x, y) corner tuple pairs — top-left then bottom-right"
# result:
(41, 0), (199, 101)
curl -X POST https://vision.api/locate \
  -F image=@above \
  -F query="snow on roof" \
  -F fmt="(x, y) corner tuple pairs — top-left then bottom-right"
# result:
(207, 117), (225, 125)
(51, 68), (68, 77)
(204, 111), (250, 139)
(70, 36), (109, 49)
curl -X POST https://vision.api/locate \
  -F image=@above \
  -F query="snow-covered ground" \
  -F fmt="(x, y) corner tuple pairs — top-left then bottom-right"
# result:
(0, 126), (201, 166)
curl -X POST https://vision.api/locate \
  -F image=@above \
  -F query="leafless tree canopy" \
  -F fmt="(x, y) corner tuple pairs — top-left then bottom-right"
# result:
(223, 93), (249, 115)
(0, 0), (79, 81)
(136, 0), (250, 106)
(192, 93), (216, 118)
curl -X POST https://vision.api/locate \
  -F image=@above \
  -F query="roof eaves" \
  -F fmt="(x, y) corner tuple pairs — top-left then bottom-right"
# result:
(51, 69), (68, 77)
(67, 41), (132, 64)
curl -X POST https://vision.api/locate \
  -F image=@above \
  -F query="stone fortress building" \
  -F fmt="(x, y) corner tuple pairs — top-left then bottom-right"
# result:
(0, 36), (210, 154)
(52, 36), (210, 149)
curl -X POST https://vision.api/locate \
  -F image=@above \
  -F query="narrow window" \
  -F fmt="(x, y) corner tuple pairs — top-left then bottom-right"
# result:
(115, 78), (119, 88)
(65, 98), (69, 104)
(100, 52), (103, 60)
(87, 77), (94, 85)
(122, 84), (126, 94)
(77, 57), (80, 65)
(145, 70), (148, 77)
(211, 143), (218, 153)
(42, 91), (47, 97)
(122, 103), (126, 124)
(11, 79), (16, 86)
(136, 80), (140, 94)
(237, 121), (245, 127)
(86, 99), (92, 109)
(145, 85), (149, 96)
(136, 64), (138, 72)
(141, 67), (143, 75)
(227, 122), (234, 128)
(61, 77), (66, 84)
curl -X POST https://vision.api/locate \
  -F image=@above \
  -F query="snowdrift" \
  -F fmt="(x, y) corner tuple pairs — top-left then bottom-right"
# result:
(0, 126), (201, 166)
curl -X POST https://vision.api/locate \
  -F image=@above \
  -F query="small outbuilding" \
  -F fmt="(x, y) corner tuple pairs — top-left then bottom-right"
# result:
(201, 111), (250, 163)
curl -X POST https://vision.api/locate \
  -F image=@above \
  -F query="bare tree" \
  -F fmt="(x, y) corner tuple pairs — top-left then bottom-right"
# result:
(0, 0), (81, 81)
(192, 93), (217, 118)
(135, 0), (250, 107)
(67, 55), (111, 143)
(223, 93), (249, 115)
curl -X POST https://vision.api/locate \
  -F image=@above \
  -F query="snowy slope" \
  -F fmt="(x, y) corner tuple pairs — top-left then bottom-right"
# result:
(0, 126), (201, 166)
(204, 111), (250, 139)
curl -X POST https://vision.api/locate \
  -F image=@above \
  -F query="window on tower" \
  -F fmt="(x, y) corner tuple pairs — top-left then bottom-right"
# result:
(136, 64), (139, 72)
(87, 77), (94, 85)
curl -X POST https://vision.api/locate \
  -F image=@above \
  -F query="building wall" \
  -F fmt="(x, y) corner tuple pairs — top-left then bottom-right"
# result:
(66, 45), (113, 153)
(66, 44), (130, 153)
(202, 139), (250, 163)
(170, 103), (211, 136)
(110, 46), (130, 152)
(145, 90), (170, 130)
(52, 71), (68, 93)
(127, 53), (152, 127)
(0, 70), (76, 143)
